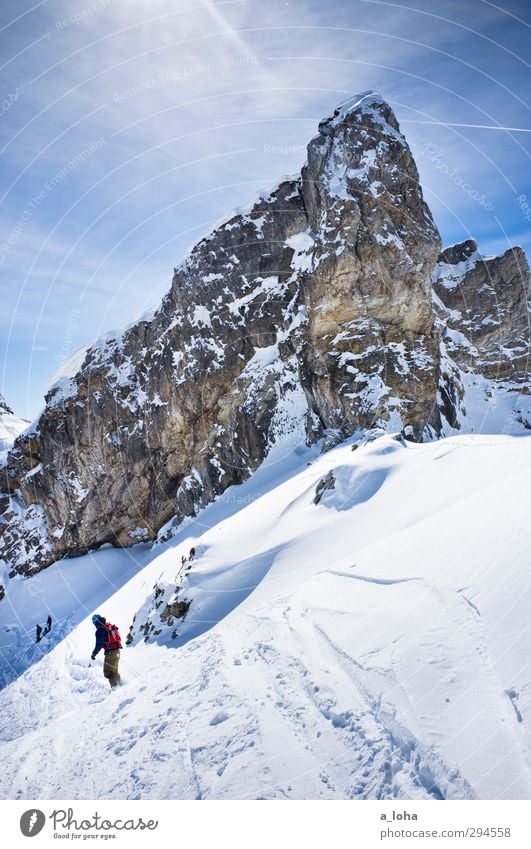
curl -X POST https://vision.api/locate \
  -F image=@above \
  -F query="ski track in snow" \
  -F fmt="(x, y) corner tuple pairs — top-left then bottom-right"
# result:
(0, 433), (530, 800)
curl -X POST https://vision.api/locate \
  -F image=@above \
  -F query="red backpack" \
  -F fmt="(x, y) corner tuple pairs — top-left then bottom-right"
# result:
(104, 622), (122, 651)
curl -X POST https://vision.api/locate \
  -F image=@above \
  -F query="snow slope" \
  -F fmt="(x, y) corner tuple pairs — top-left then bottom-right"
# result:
(0, 432), (529, 800)
(0, 410), (28, 463)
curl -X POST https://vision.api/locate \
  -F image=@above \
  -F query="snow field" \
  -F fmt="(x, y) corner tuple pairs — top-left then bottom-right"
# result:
(0, 432), (529, 800)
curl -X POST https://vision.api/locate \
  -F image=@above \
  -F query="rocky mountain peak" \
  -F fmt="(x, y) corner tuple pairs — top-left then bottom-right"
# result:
(315, 91), (398, 138)
(0, 93), (528, 582)
(301, 90), (438, 338)
(0, 394), (13, 415)
(439, 239), (478, 266)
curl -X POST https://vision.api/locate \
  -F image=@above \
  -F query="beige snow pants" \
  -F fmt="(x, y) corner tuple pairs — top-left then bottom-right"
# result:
(103, 650), (121, 688)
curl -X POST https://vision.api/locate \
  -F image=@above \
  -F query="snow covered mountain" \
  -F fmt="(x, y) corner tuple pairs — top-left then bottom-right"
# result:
(0, 431), (529, 800)
(0, 91), (529, 584)
(0, 90), (529, 801)
(0, 395), (29, 599)
(0, 394), (27, 467)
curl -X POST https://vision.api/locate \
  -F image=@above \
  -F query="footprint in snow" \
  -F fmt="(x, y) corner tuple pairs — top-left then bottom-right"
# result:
(209, 711), (229, 726)
(114, 697), (134, 715)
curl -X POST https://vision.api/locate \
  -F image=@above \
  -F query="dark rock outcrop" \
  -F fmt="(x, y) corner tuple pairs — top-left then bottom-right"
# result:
(439, 239), (478, 267)
(433, 242), (530, 431)
(314, 470), (336, 504)
(434, 243), (530, 380)
(0, 395), (13, 415)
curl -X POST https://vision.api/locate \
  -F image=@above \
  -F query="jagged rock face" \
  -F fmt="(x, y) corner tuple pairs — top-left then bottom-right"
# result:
(433, 241), (530, 430)
(434, 242), (530, 380)
(297, 95), (441, 439)
(301, 95), (438, 335)
(2, 177), (310, 569)
(0, 92), (527, 578)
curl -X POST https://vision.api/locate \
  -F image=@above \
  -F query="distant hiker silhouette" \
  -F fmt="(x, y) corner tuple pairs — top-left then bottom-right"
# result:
(189, 547), (196, 560)
(35, 624), (43, 643)
(44, 615), (52, 634)
(91, 614), (123, 688)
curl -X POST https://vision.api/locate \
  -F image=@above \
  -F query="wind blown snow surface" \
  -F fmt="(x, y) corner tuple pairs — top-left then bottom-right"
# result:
(0, 433), (530, 800)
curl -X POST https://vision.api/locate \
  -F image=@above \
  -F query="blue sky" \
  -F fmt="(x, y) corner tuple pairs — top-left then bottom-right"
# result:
(0, 0), (529, 419)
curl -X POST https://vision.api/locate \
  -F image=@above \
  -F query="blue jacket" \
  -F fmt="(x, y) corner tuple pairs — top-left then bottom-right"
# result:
(92, 622), (109, 657)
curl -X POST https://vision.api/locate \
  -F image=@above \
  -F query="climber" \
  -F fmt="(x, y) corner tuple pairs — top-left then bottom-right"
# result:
(35, 623), (43, 643)
(44, 614), (52, 634)
(90, 614), (123, 688)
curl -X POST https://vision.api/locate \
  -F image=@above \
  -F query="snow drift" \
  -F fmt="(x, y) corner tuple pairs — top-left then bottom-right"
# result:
(0, 431), (529, 800)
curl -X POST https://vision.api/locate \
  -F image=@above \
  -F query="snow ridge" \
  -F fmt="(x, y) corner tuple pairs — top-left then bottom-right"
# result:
(0, 433), (529, 800)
